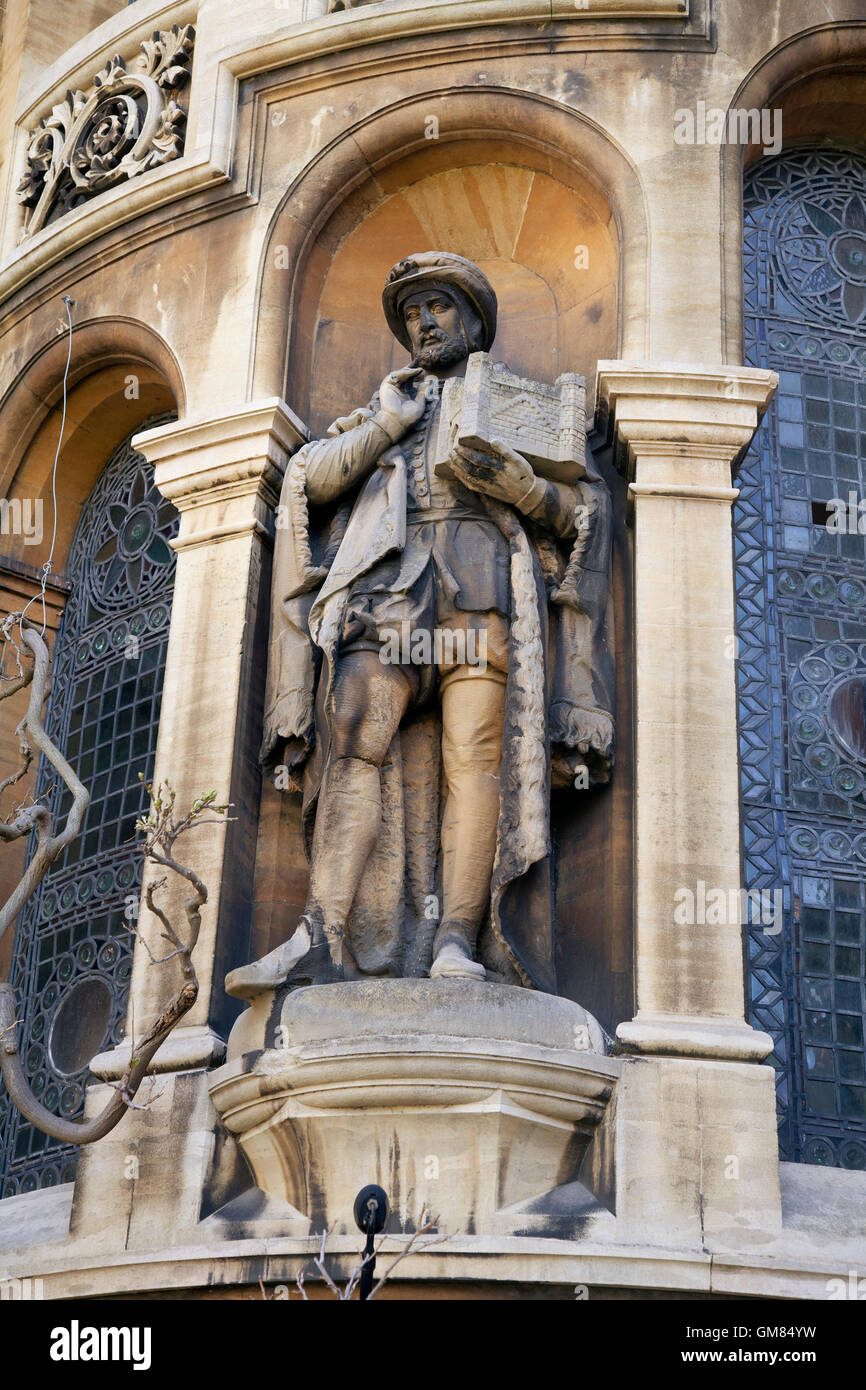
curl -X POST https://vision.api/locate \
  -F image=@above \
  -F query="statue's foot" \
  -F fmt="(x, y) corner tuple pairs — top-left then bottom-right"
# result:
(226, 924), (313, 1000)
(281, 940), (345, 989)
(226, 915), (348, 999)
(430, 940), (486, 981)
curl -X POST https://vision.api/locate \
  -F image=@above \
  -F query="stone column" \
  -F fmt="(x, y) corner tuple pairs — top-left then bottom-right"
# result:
(92, 399), (307, 1077)
(596, 362), (778, 1062)
(594, 363), (781, 1247)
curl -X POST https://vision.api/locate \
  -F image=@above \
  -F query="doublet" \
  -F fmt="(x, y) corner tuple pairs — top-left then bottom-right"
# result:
(343, 378), (512, 653)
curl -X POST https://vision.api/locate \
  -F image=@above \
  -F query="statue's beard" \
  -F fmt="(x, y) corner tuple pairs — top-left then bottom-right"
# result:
(412, 332), (468, 370)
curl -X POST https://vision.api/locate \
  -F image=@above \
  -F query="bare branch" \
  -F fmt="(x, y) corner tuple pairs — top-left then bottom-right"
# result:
(0, 624), (230, 1143)
(366, 1220), (448, 1300)
(0, 621), (88, 945)
(312, 1225), (343, 1299)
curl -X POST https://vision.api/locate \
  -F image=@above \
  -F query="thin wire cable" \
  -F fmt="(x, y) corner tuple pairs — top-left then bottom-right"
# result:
(18, 296), (74, 638)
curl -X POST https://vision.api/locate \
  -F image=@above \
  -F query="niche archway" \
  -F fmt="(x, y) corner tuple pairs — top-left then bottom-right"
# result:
(252, 117), (636, 1031)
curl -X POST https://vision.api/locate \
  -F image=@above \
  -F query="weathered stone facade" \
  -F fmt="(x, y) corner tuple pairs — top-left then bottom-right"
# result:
(0, 0), (865, 1299)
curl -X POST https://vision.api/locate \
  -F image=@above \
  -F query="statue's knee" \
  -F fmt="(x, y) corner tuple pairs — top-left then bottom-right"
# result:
(331, 657), (408, 764)
(331, 704), (386, 765)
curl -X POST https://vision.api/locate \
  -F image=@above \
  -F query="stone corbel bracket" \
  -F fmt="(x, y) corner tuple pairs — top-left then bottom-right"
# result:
(16, 24), (195, 238)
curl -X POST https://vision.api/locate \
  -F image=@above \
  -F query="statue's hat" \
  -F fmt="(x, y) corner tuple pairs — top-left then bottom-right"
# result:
(383, 252), (497, 351)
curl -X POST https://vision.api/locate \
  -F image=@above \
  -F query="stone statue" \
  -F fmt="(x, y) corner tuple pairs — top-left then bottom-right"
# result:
(227, 252), (614, 1000)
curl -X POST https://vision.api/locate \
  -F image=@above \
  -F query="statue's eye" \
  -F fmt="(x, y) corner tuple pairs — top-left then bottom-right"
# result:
(404, 307), (420, 320)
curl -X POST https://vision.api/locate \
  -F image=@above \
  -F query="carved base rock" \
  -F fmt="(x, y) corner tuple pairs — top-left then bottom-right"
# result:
(208, 980), (619, 1236)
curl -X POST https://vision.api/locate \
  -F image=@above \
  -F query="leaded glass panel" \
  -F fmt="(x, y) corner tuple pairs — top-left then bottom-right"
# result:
(738, 148), (866, 1170)
(0, 419), (178, 1196)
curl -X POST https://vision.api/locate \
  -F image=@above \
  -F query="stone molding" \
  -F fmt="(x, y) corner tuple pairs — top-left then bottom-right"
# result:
(616, 1014), (774, 1062)
(90, 1024), (226, 1080)
(0, 0), (707, 296)
(3, 1229), (856, 1301)
(595, 361), (779, 481)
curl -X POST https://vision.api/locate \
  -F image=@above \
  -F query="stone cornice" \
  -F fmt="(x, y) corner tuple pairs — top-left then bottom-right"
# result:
(0, 0), (709, 302)
(595, 361), (779, 481)
(226, 0), (693, 93)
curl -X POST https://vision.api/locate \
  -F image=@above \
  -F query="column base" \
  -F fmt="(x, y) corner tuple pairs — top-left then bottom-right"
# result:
(90, 1024), (226, 1079)
(616, 1013), (774, 1062)
(612, 1053), (783, 1248)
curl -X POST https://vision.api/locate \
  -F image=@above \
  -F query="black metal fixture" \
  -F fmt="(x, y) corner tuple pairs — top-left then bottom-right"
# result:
(353, 1184), (389, 1300)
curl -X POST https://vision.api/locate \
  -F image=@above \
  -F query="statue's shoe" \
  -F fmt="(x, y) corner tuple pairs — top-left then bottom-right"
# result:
(226, 928), (312, 1000)
(226, 930), (347, 999)
(429, 942), (486, 981)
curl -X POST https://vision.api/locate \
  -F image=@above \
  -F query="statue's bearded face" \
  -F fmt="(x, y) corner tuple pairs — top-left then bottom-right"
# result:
(400, 288), (469, 370)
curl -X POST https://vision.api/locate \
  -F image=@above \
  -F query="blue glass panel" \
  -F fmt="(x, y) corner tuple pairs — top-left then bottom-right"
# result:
(738, 148), (866, 1168)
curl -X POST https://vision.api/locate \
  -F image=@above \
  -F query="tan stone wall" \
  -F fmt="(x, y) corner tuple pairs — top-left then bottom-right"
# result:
(1, 0), (866, 1295)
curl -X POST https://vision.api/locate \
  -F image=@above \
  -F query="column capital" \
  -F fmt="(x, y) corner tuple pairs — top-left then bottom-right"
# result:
(595, 361), (778, 482)
(132, 399), (309, 549)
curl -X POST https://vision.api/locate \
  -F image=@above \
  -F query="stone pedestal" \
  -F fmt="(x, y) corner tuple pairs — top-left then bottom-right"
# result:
(208, 980), (619, 1236)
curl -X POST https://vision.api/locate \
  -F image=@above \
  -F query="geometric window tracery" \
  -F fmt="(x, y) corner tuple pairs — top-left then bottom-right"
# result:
(0, 418), (177, 1197)
(738, 147), (866, 1169)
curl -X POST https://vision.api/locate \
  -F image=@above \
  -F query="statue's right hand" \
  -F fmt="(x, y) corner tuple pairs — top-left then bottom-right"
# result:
(377, 367), (425, 435)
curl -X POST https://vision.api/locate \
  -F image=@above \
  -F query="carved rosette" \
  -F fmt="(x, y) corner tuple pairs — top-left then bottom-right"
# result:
(16, 24), (195, 236)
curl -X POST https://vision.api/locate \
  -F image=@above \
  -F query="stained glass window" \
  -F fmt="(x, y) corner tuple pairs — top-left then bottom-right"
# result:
(0, 419), (178, 1196)
(737, 148), (866, 1170)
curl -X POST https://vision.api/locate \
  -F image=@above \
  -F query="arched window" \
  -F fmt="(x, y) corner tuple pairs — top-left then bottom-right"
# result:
(0, 419), (178, 1196)
(737, 148), (866, 1170)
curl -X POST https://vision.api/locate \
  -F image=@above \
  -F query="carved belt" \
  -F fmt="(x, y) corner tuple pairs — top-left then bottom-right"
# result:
(406, 509), (490, 524)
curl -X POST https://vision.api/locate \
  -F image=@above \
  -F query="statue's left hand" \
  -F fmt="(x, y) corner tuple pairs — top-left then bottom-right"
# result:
(449, 439), (541, 508)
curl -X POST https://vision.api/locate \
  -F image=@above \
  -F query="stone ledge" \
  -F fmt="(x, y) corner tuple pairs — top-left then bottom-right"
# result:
(90, 1024), (226, 1079)
(616, 1014), (775, 1063)
(2, 1225), (863, 1301)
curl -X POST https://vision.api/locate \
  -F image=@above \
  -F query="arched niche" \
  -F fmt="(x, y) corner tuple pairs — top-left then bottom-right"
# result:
(251, 105), (637, 1031)
(297, 154), (618, 435)
(252, 87), (649, 411)
(721, 24), (866, 363)
(0, 318), (183, 977)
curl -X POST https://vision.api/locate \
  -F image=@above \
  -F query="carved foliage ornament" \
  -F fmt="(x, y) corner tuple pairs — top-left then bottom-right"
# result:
(16, 25), (195, 236)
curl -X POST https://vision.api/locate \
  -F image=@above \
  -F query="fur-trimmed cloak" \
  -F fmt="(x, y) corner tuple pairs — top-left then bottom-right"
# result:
(261, 400), (614, 992)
